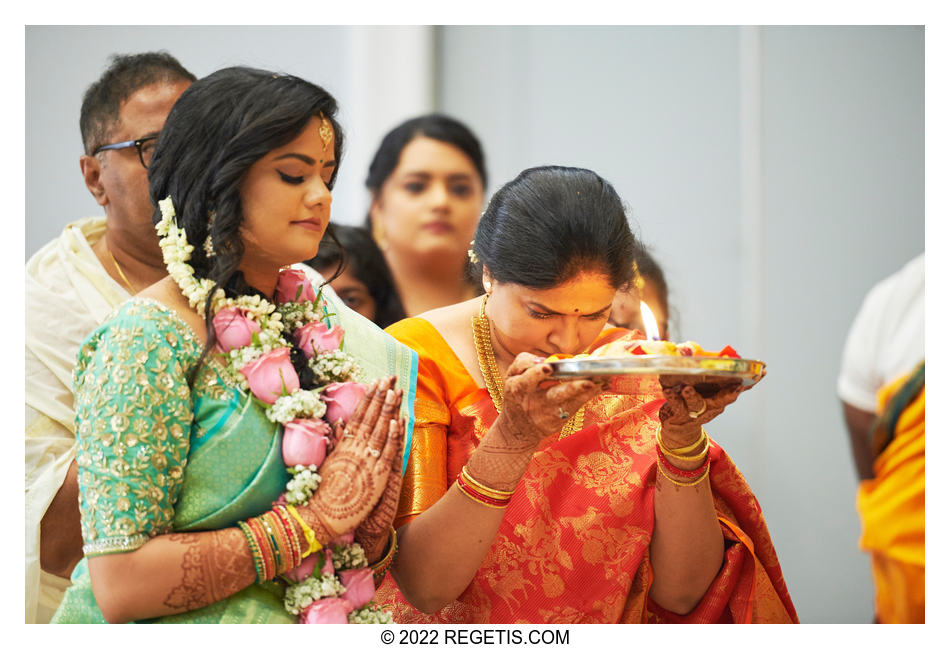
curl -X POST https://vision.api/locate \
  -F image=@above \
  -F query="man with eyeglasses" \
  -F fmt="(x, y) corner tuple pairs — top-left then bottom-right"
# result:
(25, 52), (195, 623)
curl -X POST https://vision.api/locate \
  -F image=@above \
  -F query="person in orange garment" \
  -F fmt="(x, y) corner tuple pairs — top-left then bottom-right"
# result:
(856, 362), (925, 623)
(837, 254), (923, 622)
(375, 165), (797, 623)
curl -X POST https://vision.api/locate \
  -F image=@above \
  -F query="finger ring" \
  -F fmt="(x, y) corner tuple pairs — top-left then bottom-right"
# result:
(688, 400), (707, 419)
(366, 448), (381, 458)
(557, 407), (570, 420)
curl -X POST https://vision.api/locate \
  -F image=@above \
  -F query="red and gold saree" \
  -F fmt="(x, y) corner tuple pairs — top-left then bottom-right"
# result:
(377, 318), (797, 623)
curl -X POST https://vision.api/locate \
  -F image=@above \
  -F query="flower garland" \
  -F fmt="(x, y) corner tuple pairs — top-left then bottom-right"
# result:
(157, 197), (392, 624)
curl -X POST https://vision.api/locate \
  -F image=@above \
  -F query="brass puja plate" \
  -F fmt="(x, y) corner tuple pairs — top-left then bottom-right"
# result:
(548, 355), (765, 388)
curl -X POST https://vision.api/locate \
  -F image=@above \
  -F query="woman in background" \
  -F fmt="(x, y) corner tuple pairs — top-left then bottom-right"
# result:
(308, 224), (406, 328)
(365, 114), (486, 317)
(608, 247), (672, 340)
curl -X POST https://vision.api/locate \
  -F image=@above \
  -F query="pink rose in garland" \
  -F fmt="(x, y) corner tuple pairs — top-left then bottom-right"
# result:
(275, 268), (317, 303)
(323, 382), (369, 425)
(212, 307), (262, 352)
(320, 547), (335, 575)
(282, 418), (331, 467)
(285, 552), (321, 583)
(300, 597), (350, 624)
(339, 568), (375, 610)
(240, 347), (299, 404)
(294, 321), (344, 359)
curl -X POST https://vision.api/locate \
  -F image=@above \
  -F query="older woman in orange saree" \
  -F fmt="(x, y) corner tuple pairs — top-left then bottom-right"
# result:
(376, 166), (797, 623)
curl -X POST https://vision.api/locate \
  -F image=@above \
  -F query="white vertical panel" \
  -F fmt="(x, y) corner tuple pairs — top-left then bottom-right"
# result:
(339, 25), (435, 225)
(738, 26), (765, 471)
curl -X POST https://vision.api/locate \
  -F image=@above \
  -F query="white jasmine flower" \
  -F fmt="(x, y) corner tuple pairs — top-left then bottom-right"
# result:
(283, 574), (345, 615)
(348, 606), (394, 624)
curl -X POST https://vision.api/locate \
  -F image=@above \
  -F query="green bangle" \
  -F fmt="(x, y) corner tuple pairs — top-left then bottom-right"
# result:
(237, 520), (267, 583)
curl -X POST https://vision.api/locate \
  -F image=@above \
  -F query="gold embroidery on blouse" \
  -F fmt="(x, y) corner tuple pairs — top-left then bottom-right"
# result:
(75, 298), (245, 552)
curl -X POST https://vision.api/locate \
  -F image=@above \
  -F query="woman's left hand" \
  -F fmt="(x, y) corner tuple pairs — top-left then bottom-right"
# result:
(353, 412), (406, 563)
(658, 372), (764, 448)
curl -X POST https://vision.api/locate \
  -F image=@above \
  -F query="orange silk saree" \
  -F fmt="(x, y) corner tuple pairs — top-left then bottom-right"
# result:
(377, 318), (797, 623)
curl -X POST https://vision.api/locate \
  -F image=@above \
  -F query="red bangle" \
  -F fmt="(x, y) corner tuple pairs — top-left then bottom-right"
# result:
(656, 448), (710, 479)
(272, 506), (301, 568)
(246, 517), (275, 580)
(455, 475), (512, 508)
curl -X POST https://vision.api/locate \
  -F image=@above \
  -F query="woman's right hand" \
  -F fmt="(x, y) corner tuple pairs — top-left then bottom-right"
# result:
(493, 352), (603, 448)
(298, 377), (404, 540)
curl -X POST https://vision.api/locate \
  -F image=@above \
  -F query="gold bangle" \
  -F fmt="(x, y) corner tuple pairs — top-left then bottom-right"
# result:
(656, 459), (711, 487)
(455, 479), (509, 508)
(460, 465), (516, 498)
(272, 506), (302, 568)
(656, 426), (706, 454)
(369, 528), (398, 572)
(262, 511), (296, 574)
(258, 515), (286, 574)
(237, 520), (267, 583)
(369, 528), (398, 584)
(244, 517), (276, 582)
(656, 427), (709, 462)
(285, 504), (323, 558)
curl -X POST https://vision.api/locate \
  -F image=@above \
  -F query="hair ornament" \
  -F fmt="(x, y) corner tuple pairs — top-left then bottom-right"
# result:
(203, 210), (216, 258)
(318, 114), (333, 150)
(467, 240), (479, 265)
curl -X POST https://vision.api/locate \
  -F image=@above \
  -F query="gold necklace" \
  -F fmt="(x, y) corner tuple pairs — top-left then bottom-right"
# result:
(472, 294), (505, 411)
(471, 294), (584, 438)
(106, 244), (136, 293)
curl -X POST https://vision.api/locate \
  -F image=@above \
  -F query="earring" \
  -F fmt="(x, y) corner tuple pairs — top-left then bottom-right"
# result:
(483, 282), (491, 295)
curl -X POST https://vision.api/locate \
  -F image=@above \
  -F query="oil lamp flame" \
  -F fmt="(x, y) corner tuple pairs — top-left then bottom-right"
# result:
(640, 301), (661, 341)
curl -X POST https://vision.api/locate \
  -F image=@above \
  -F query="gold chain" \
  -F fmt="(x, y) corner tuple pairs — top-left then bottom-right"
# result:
(106, 244), (136, 293)
(471, 294), (584, 438)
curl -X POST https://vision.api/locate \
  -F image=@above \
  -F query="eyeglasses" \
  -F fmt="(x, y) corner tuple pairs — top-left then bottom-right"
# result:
(92, 135), (158, 170)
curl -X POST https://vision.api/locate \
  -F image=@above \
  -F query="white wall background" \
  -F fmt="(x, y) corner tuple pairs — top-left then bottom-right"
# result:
(25, 25), (924, 623)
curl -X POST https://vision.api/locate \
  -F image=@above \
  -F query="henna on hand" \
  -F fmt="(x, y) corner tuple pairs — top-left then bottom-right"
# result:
(304, 376), (403, 538)
(497, 352), (602, 444)
(356, 418), (406, 562)
(463, 353), (604, 491)
(162, 529), (255, 612)
(658, 373), (761, 447)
